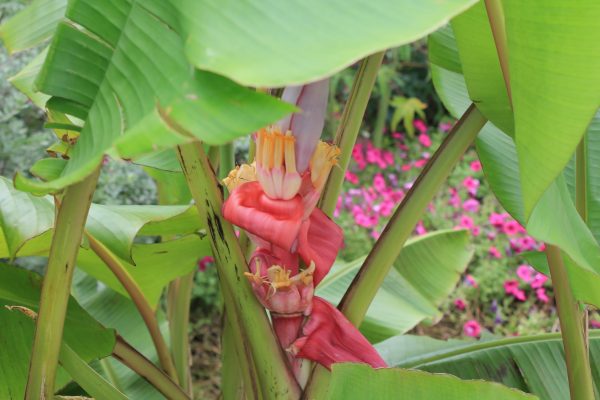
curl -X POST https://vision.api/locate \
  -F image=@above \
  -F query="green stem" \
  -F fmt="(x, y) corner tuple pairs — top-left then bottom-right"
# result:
(25, 167), (100, 400)
(60, 345), (128, 400)
(113, 336), (190, 400)
(176, 142), (301, 399)
(221, 313), (251, 400)
(483, 0), (512, 104)
(545, 245), (595, 400)
(372, 69), (392, 148)
(219, 142), (235, 180)
(86, 233), (179, 383)
(167, 271), (195, 395)
(319, 52), (385, 216)
(576, 137), (590, 349)
(303, 104), (486, 399)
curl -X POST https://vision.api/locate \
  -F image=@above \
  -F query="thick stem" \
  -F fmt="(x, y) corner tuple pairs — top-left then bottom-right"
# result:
(25, 167), (100, 400)
(483, 0), (512, 104)
(86, 233), (179, 383)
(167, 271), (195, 394)
(319, 52), (385, 216)
(303, 105), (486, 399)
(113, 336), (190, 400)
(545, 245), (595, 400)
(176, 142), (301, 399)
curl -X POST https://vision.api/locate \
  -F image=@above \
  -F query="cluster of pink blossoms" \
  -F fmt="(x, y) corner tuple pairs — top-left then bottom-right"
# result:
(221, 80), (386, 385)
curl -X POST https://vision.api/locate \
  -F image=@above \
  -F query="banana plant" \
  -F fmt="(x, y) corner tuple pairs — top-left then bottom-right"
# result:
(0, 0), (598, 399)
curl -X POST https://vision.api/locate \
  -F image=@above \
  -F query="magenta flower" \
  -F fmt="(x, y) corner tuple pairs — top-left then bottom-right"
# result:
(591, 320), (600, 329)
(198, 256), (214, 272)
(463, 320), (481, 338)
(465, 274), (478, 287)
(502, 220), (523, 236)
(454, 298), (466, 310)
(418, 133), (432, 147)
(518, 236), (537, 251)
(382, 150), (395, 166)
(459, 215), (474, 230)
(462, 176), (480, 196)
(401, 164), (412, 172)
(504, 279), (527, 301)
(415, 221), (427, 236)
(462, 198), (480, 213)
(439, 122), (453, 132)
(414, 158), (428, 168)
(536, 288), (550, 304)
(345, 171), (359, 185)
(489, 212), (506, 227)
(489, 246), (502, 259)
(414, 119), (427, 135)
(530, 273), (548, 289)
(373, 173), (386, 192)
(471, 225), (481, 236)
(470, 160), (482, 172)
(516, 265), (534, 283)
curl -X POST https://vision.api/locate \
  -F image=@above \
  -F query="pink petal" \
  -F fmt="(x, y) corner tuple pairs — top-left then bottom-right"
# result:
(291, 297), (387, 369)
(298, 208), (344, 286)
(223, 181), (304, 252)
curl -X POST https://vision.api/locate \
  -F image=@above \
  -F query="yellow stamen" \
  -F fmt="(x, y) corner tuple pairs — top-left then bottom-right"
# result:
(268, 265), (293, 290)
(264, 132), (274, 168)
(284, 131), (297, 173)
(310, 141), (341, 192)
(273, 130), (284, 168)
(256, 128), (264, 166)
(245, 257), (264, 285)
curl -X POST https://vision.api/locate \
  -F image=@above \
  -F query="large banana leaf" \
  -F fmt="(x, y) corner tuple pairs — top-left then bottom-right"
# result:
(429, 24), (600, 309)
(317, 229), (473, 343)
(0, 264), (115, 399)
(376, 331), (600, 400)
(503, 1), (600, 217)
(5, 0), (294, 194)
(0, 0), (66, 53)
(0, 177), (209, 306)
(450, 1), (513, 135)
(327, 363), (536, 400)
(182, 0), (478, 86)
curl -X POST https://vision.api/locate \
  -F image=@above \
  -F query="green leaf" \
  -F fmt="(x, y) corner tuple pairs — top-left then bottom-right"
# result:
(450, 2), (513, 135)
(327, 363), (536, 400)
(0, 307), (70, 399)
(0, 0), (66, 53)
(428, 25), (470, 118)
(183, 0), (478, 86)
(378, 332), (600, 400)
(503, 1), (600, 217)
(0, 178), (54, 258)
(8, 48), (50, 109)
(72, 271), (167, 399)
(0, 264), (116, 398)
(20, 1), (294, 194)
(317, 230), (473, 342)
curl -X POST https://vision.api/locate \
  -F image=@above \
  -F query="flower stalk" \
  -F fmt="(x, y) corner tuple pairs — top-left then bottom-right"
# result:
(319, 52), (385, 216)
(25, 166), (100, 400)
(87, 232), (179, 383)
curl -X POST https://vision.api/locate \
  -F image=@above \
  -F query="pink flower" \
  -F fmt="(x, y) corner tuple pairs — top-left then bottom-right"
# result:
(530, 273), (548, 289)
(459, 215), (474, 230)
(489, 246), (502, 259)
(516, 265), (534, 283)
(536, 288), (550, 304)
(489, 212), (506, 227)
(465, 274), (478, 287)
(504, 279), (519, 294)
(345, 171), (359, 185)
(382, 151), (395, 166)
(401, 164), (412, 172)
(471, 225), (481, 236)
(391, 132), (403, 139)
(370, 230), (381, 240)
(463, 320), (481, 338)
(454, 298), (466, 310)
(462, 177), (480, 196)
(591, 320), (600, 329)
(415, 221), (427, 235)
(502, 220), (523, 236)
(462, 198), (480, 213)
(414, 159), (428, 168)
(418, 133), (432, 147)
(470, 160), (482, 172)
(414, 119), (428, 135)
(439, 122), (453, 132)
(518, 236), (537, 251)
(198, 256), (214, 272)
(373, 173), (386, 192)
